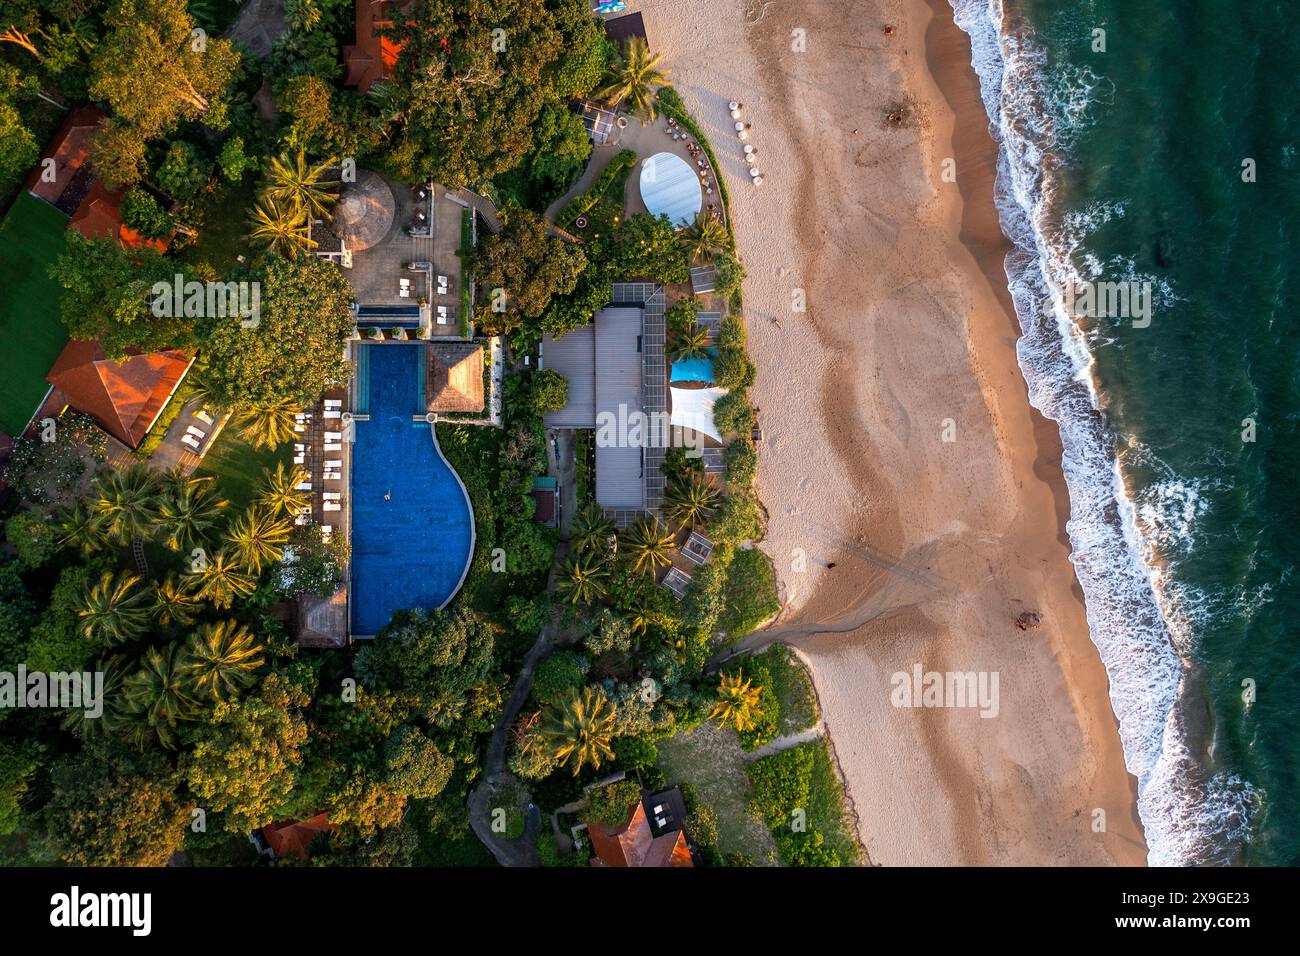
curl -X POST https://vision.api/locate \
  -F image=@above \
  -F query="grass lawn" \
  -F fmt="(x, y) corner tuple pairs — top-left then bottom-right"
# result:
(0, 193), (70, 436)
(655, 722), (778, 865)
(180, 175), (258, 274)
(194, 425), (288, 509)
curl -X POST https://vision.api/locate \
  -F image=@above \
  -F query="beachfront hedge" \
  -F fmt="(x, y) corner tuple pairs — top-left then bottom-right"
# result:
(723, 438), (757, 488)
(713, 390), (755, 439)
(718, 548), (780, 640)
(656, 86), (732, 241)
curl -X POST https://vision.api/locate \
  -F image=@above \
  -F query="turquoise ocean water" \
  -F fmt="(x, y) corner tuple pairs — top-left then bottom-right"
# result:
(950, 0), (1299, 864)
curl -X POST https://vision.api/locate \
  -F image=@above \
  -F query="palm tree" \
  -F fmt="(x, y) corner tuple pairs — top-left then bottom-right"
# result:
(184, 621), (265, 701)
(227, 506), (291, 575)
(256, 461), (311, 517)
(621, 516), (676, 575)
(709, 671), (765, 732)
(668, 323), (712, 364)
(284, 0), (322, 32)
(570, 502), (615, 555)
(78, 571), (151, 645)
(59, 500), (108, 555)
(595, 36), (671, 123)
(233, 400), (299, 450)
(157, 474), (228, 552)
(263, 149), (339, 219)
(189, 549), (257, 609)
(91, 464), (161, 545)
(680, 213), (731, 264)
(122, 644), (198, 748)
(248, 196), (315, 257)
(625, 595), (666, 638)
(61, 656), (131, 741)
(555, 552), (610, 605)
(540, 686), (617, 776)
(151, 575), (201, 628)
(663, 473), (721, 527)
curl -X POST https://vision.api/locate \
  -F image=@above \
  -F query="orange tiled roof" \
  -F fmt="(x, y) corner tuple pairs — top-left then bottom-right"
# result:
(343, 0), (407, 93)
(588, 803), (694, 868)
(68, 181), (171, 252)
(46, 340), (193, 449)
(26, 106), (105, 205)
(262, 813), (335, 860)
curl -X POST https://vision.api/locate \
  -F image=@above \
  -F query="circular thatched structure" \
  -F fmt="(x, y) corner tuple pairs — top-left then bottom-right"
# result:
(333, 169), (396, 251)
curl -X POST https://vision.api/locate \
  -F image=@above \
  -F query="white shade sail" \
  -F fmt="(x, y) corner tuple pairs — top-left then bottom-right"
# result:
(670, 386), (729, 443)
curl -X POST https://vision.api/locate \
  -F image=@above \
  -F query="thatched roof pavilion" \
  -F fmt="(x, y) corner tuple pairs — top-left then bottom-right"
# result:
(333, 169), (396, 251)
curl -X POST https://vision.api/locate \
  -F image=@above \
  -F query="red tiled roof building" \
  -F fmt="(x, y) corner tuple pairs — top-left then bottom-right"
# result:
(45, 340), (194, 449)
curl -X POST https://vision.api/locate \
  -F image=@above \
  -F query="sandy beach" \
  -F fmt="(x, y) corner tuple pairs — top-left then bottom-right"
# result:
(638, 0), (1147, 864)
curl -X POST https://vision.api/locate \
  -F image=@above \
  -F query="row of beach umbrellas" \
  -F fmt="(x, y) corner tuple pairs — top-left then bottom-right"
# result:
(730, 102), (764, 186)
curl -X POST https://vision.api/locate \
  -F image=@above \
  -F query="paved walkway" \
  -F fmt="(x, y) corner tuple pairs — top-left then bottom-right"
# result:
(467, 543), (569, 866)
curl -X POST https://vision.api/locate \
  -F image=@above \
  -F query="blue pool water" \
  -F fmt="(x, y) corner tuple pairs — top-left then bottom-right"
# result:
(349, 344), (474, 635)
(670, 352), (715, 383)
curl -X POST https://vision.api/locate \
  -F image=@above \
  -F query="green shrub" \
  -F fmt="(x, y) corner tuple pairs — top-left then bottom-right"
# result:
(713, 492), (764, 546)
(583, 778), (641, 826)
(714, 346), (755, 391)
(747, 744), (814, 829)
(154, 141), (212, 203)
(530, 651), (588, 704)
(724, 438), (757, 488)
(532, 368), (568, 413)
(218, 135), (255, 182)
(719, 548), (780, 640)
(713, 390), (755, 438)
(121, 188), (173, 239)
(4, 511), (58, 568)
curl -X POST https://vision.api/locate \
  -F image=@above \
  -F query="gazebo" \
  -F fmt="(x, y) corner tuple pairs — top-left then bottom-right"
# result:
(332, 169), (396, 251)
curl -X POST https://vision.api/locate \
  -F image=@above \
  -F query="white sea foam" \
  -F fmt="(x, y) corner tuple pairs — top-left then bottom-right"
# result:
(948, 0), (1257, 863)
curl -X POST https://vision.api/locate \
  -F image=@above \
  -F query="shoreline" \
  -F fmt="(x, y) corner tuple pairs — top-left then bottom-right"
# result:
(641, 0), (1145, 863)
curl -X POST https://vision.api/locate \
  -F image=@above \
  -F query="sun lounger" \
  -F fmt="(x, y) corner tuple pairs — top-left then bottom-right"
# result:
(293, 455), (305, 465)
(399, 289), (409, 298)
(195, 410), (214, 425)
(295, 442), (307, 450)
(325, 460), (342, 468)
(325, 442), (342, 451)
(324, 472), (341, 481)
(323, 492), (341, 500)
(182, 434), (200, 450)
(186, 425), (206, 439)
(325, 399), (342, 408)
(294, 515), (309, 525)
(295, 481), (311, 491)
(323, 502), (341, 512)
(324, 408), (342, 418)
(294, 423), (306, 432)
(324, 432), (342, 440)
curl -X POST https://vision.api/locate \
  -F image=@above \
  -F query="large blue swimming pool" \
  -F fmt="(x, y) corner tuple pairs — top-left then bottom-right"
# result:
(349, 344), (474, 635)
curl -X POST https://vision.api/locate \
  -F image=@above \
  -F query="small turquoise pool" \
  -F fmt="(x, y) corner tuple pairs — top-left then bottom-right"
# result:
(671, 350), (715, 383)
(349, 344), (474, 635)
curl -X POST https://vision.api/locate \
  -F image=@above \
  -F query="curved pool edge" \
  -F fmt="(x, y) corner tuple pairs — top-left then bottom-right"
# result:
(428, 420), (476, 612)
